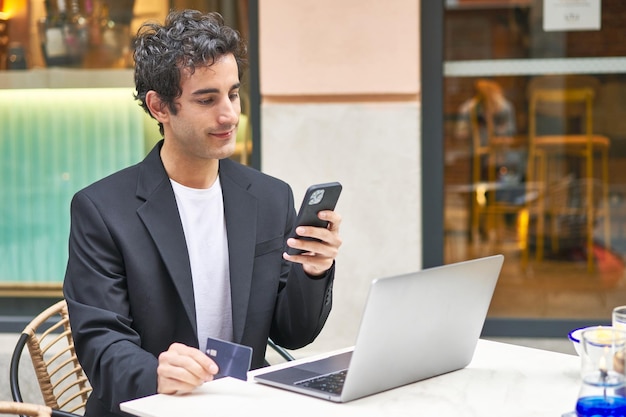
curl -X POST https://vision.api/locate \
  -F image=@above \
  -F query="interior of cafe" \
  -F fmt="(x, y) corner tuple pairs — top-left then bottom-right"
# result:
(443, 0), (626, 322)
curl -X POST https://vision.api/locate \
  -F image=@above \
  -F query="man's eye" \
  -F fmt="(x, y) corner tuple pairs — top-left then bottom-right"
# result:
(230, 92), (240, 101)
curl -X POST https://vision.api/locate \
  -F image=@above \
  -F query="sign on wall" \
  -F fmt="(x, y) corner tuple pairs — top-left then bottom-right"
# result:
(544, 0), (601, 31)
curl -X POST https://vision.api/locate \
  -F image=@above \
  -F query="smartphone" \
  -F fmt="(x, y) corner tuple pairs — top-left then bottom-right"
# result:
(286, 182), (342, 255)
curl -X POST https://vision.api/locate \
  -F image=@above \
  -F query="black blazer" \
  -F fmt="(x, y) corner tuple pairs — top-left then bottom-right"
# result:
(63, 141), (334, 417)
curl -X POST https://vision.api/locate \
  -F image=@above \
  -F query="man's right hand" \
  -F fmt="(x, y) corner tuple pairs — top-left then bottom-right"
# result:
(157, 342), (219, 394)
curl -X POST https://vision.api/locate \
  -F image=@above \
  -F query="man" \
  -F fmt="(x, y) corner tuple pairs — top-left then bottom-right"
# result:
(63, 10), (342, 417)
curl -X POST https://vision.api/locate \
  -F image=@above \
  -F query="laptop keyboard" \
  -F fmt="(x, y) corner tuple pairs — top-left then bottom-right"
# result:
(295, 369), (348, 395)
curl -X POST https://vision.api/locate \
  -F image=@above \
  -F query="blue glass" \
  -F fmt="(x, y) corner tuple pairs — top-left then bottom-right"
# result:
(576, 396), (626, 417)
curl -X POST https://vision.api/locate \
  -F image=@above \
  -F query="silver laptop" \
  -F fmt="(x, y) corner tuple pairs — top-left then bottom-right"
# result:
(254, 254), (504, 402)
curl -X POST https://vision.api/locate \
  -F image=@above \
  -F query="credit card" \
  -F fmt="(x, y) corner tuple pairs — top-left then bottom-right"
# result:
(205, 337), (253, 381)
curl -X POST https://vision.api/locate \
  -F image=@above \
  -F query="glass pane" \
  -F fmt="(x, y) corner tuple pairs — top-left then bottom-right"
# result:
(444, 0), (626, 322)
(0, 1), (254, 292)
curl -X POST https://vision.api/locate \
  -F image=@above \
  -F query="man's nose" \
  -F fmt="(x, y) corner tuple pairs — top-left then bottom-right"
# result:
(218, 99), (239, 125)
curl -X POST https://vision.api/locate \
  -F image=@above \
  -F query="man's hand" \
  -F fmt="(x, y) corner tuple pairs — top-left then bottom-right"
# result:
(283, 210), (343, 276)
(157, 342), (219, 394)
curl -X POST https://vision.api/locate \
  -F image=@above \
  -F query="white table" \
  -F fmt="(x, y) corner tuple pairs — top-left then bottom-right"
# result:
(121, 339), (581, 417)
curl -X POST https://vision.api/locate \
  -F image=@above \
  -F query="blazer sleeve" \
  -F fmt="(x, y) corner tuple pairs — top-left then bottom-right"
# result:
(270, 263), (335, 349)
(63, 191), (159, 413)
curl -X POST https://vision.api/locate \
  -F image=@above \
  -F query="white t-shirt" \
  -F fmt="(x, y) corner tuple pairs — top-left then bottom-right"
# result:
(170, 177), (233, 352)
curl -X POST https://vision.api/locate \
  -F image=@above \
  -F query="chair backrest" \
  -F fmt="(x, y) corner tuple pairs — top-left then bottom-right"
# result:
(468, 79), (520, 187)
(0, 401), (80, 417)
(0, 401), (52, 417)
(10, 300), (91, 415)
(527, 74), (598, 135)
(529, 87), (594, 138)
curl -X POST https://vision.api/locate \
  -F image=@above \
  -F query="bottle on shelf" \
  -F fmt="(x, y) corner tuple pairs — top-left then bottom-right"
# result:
(40, 0), (90, 67)
(39, 0), (134, 68)
(66, 0), (89, 59)
(40, 0), (67, 66)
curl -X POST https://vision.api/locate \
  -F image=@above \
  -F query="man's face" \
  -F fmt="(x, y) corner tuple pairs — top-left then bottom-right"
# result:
(164, 53), (241, 161)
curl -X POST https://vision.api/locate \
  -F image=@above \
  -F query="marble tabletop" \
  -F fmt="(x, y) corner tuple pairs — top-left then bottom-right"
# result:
(121, 339), (581, 417)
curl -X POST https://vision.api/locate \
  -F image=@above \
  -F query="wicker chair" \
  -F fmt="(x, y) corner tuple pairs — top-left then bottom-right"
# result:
(0, 400), (82, 417)
(523, 75), (611, 272)
(10, 300), (91, 416)
(0, 401), (52, 417)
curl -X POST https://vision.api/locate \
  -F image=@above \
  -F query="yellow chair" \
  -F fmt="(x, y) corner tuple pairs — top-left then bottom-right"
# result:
(234, 113), (253, 165)
(10, 300), (91, 416)
(524, 81), (611, 272)
(232, 90), (253, 165)
(468, 81), (527, 248)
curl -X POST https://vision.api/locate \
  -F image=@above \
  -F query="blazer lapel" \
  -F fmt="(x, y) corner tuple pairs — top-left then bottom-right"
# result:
(135, 142), (197, 336)
(132, 145), (258, 345)
(219, 159), (258, 344)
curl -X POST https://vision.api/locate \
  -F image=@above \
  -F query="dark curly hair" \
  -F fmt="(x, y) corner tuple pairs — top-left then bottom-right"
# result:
(133, 9), (248, 133)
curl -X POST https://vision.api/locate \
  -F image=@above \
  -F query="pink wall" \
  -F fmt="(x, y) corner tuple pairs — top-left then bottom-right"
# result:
(258, 0), (420, 97)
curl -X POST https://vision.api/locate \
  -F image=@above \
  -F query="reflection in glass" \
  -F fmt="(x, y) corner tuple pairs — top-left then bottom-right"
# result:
(443, 0), (626, 322)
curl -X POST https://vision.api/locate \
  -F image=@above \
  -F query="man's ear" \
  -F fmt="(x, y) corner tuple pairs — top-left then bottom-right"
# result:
(145, 91), (169, 124)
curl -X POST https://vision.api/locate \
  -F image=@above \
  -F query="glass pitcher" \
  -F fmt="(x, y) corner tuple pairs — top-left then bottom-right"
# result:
(576, 327), (626, 417)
